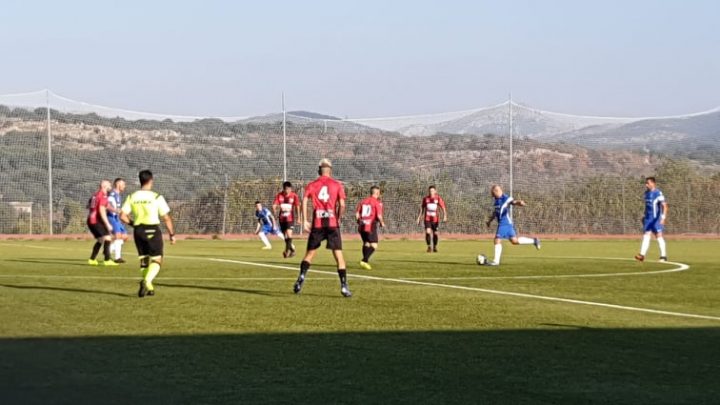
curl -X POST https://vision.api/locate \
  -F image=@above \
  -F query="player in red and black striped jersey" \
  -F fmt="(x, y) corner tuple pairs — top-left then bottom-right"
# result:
(293, 159), (352, 297)
(356, 185), (385, 270)
(416, 185), (447, 253)
(86, 179), (116, 266)
(272, 181), (301, 258)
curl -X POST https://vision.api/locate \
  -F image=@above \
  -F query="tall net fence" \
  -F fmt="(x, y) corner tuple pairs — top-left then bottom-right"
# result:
(1, 90), (719, 235)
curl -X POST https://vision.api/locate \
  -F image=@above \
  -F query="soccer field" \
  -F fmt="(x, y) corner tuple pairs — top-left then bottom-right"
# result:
(0, 238), (718, 404)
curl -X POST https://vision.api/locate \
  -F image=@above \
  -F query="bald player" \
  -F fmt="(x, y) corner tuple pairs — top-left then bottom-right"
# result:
(87, 179), (116, 266)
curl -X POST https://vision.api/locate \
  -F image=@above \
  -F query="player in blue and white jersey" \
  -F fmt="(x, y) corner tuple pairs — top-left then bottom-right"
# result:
(255, 201), (285, 250)
(107, 178), (128, 263)
(484, 185), (540, 266)
(635, 177), (669, 262)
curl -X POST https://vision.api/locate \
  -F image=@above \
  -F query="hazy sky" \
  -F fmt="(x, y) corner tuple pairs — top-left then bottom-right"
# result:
(1, 0), (718, 118)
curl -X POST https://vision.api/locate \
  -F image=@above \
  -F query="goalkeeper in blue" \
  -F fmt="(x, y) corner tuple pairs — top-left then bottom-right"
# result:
(484, 185), (540, 266)
(255, 201), (285, 250)
(635, 177), (669, 262)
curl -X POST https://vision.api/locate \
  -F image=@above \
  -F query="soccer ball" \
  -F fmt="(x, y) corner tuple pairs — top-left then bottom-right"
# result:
(476, 254), (487, 266)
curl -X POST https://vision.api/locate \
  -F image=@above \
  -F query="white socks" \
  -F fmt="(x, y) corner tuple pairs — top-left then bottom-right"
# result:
(640, 234), (651, 256)
(275, 230), (285, 240)
(657, 237), (667, 257)
(259, 233), (271, 248)
(113, 240), (123, 260)
(493, 243), (503, 264)
(109, 240), (123, 259)
(517, 237), (535, 245)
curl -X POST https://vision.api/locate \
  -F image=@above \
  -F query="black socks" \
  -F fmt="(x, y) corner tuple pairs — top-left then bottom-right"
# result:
(103, 241), (111, 261)
(362, 246), (375, 262)
(91, 242), (102, 260)
(338, 269), (347, 284)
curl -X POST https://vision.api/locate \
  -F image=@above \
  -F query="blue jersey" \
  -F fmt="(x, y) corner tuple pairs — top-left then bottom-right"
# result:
(108, 189), (122, 219)
(493, 194), (514, 226)
(644, 189), (666, 221)
(256, 207), (274, 227)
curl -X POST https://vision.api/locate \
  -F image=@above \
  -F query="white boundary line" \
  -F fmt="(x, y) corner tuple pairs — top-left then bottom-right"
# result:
(209, 258), (720, 322)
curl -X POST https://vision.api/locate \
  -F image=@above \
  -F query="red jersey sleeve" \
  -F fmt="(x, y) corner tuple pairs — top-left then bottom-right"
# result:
(293, 193), (301, 207)
(376, 201), (384, 217)
(272, 193), (281, 205)
(439, 197), (446, 210)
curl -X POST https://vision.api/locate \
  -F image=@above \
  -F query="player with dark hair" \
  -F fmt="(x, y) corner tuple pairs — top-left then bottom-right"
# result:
(87, 179), (116, 266)
(635, 176), (669, 262)
(417, 185), (447, 253)
(107, 177), (128, 263)
(120, 170), (176, 297)
(293, 159), (351, 297)
(356, 185), (385, 270)
(273, 181), (300, 258)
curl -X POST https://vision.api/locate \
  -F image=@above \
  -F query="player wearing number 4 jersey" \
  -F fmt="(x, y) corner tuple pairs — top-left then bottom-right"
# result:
(272, 181), (300, 258)
(293, 159), (352, 297)
(356, 185), (385, 270)
(417, 185), (447, 253)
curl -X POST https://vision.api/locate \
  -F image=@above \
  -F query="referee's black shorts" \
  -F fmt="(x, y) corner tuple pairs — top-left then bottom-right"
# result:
(133, 224), (164, 257)
(307, 227), (342, 251)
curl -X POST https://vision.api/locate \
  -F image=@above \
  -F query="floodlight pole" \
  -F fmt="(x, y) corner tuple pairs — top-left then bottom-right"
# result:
(508, 92), (514, 198)
(282, 92), (287, 181)
(46, 90), (53, 235)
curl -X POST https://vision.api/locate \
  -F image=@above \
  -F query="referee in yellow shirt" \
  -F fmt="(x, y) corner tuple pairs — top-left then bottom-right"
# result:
(120, 170), (176, 297)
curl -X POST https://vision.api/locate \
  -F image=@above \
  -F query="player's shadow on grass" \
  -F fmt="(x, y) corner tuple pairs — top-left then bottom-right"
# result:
(0, 328), (719, 405)
(0, 283), (133, 298)
(6, 258), (92, 267)
(158, 282), (284, 297)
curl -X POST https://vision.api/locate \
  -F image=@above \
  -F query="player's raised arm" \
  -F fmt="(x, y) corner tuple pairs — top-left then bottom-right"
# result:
(512, 198), (527, 207)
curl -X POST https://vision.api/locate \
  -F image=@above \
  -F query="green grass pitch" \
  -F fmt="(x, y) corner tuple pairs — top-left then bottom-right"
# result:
(1, 238), (719, 404)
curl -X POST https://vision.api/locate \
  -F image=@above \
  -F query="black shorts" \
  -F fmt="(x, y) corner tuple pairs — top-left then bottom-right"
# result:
(359, 224), (379, 244)
(87, 221), (110, 239)
(133, 225), (164, 257)
(279, 221), (294, 233)
(307, 227), (342, 251)
(424, 221), (439, 232)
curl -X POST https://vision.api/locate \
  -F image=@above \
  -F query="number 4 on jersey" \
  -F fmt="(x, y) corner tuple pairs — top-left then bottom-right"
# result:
(318, 186), (330, 202)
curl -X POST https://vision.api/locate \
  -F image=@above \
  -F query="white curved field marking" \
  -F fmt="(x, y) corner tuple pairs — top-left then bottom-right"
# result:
(0, 274), (331, 281)
(401, 257), (689, 280)
(209, 258), (720, 322)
